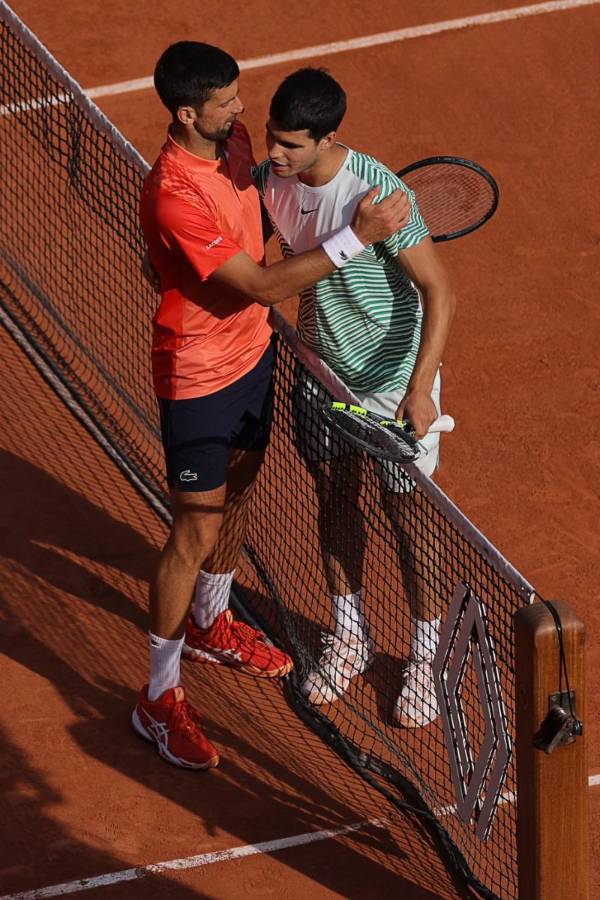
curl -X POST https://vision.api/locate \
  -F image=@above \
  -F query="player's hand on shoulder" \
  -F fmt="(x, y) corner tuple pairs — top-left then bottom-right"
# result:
(351, 186), (410, 246)
(142, 249), (161, 293)
(395, 388), (437, 440)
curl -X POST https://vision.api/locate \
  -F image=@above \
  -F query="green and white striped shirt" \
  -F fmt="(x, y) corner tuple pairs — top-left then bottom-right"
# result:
(256, 147), (428, 392)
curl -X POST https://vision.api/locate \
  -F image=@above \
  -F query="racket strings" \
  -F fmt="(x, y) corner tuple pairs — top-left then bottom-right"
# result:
(326, 407), (419, 462)
(400, 162), (497, 240)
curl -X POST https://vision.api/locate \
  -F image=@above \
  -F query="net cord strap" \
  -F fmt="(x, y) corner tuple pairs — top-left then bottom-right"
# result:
(270, 309), (535, 604)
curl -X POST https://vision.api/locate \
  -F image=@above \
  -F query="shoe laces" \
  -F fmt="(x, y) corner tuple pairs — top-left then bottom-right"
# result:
(230, 619), (264, 648)
(403, 658), (435, 693)
(320, 633), (362, 666)
(171, 699), (203, 739)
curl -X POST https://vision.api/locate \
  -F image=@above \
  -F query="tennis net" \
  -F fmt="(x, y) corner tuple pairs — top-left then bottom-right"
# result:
(0, 4), (537, 897)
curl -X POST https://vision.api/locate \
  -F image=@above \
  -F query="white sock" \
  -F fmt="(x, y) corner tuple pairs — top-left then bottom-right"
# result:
(192, 569), (235, 630)
(148, 632), (184, 701)
(411, 618), (441, 661)
(333, 591), (369, 642)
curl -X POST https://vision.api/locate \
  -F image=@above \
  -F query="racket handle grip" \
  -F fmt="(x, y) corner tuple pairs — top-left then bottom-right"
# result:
(429, 414), (455, 434)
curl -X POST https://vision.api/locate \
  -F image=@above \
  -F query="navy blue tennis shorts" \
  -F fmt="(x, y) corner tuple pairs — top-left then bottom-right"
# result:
(158, 337), (276, 492)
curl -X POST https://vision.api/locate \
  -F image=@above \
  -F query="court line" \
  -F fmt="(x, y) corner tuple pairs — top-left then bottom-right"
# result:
(84, 0), (600, 100)
(0, 819), (385, 900)
(3, 773), (599, 898)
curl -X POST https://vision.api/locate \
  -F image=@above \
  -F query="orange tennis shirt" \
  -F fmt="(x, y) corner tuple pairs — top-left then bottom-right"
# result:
(140, 122), (272, 399)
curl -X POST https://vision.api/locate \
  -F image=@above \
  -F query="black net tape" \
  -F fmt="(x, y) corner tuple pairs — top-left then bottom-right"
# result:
(0, 8), (535, 897)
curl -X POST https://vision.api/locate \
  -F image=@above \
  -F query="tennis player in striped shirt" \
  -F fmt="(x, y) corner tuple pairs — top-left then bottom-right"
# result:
(256, 68), (456, 728)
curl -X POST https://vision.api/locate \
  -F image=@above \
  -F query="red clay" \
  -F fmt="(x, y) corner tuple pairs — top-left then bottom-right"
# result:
(2, 1), (599, 897)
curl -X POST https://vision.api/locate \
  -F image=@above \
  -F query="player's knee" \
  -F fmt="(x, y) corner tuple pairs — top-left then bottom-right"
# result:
(170, 519), (221, 570)
(170, 492), (225, 566)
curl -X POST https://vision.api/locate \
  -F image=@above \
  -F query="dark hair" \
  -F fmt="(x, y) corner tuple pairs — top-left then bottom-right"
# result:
(154, 41), (239, 116)
(269, 68), (346, 141)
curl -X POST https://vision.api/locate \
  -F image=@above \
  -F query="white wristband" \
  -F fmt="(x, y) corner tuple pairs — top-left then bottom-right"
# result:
(321, 225), (365, 268)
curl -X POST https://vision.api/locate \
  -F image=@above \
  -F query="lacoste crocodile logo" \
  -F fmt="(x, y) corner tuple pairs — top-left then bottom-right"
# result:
(180, 470), (198, 482)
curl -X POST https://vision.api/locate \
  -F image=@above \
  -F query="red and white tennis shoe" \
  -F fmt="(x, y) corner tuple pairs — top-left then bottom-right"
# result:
(132, 684), (219, 770)
(183, 610), (293, 678)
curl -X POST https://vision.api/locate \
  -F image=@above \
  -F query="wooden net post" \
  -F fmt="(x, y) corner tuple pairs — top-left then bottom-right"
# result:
(514, 599), (589, 899)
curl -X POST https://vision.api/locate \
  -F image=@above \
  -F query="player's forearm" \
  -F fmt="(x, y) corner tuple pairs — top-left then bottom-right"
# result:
(249, 247), (337, 305)
(407, 285), (456, 392)
(252, 188), (413, 304)
(213, 189), (411, 303)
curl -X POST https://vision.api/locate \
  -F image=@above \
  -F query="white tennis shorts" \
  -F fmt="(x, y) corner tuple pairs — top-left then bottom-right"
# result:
(352, 368), (442, 479)
(292, 368), (442, 491)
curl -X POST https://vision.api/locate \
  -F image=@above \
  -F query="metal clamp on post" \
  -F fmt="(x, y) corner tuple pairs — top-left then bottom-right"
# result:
(533, 690), (583, 754)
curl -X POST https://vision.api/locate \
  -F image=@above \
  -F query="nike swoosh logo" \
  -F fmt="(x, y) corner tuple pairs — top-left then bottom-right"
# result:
(300, 207), (318, 215)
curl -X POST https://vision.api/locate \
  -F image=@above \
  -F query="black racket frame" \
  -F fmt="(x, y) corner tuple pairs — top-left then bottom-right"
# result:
(321, 403), (420, 463)
(396, 155), (499, 242)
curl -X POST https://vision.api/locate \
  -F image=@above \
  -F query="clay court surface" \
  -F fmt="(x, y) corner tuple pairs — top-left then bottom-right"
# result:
(1, 1), (599, 897)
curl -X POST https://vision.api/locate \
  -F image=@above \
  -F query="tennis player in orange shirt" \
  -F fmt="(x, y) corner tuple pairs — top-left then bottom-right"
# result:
(133, 40), (410, 769)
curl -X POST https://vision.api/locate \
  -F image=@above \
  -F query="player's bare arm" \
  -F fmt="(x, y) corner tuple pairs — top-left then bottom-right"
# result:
(209, 186), (410, 304)
(394, 237), (456, 437)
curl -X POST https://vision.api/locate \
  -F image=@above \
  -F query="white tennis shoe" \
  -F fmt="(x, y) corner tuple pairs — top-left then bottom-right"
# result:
(301, 632), (375, 705)
(393, 657), (440, 728)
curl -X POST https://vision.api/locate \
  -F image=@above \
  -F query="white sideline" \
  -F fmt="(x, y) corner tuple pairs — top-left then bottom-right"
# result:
(4, 774), (598, 899)
(2, 775), (598, 899)
(83, 0), (600, 100)
(0, 774), (598, 898)
(0, 819), (385, 900)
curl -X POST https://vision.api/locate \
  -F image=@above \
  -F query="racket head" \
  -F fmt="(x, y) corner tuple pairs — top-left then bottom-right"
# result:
(396, 156), (499, 242)
(321, 402), (419, 463)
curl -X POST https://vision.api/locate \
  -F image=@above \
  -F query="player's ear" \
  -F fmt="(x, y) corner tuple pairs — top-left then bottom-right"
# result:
(319, 130), (337, 151)
(176, 105), (196, 126)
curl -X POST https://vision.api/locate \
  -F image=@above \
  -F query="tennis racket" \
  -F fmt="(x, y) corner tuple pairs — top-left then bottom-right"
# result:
(321, 402), (455, 463)
(396, 156), (499, 242)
